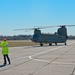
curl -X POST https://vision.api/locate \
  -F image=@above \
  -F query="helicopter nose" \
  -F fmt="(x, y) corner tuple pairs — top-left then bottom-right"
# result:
(31, 38), (37, 42)
(31, 38), (34, 42)
(31, 38), (33, 41)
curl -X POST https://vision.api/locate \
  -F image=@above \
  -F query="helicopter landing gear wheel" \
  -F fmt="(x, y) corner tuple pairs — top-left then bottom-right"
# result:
(65, 43), (67, 45)
(49, 43), (52, 46)
(55, 43), (57, 45)
(40, 43), (43, 46)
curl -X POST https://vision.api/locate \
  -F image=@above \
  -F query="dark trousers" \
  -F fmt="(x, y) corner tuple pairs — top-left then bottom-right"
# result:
(3, 55), (11, 65)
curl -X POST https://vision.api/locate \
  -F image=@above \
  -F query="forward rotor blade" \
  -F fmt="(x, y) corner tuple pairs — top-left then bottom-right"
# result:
(13, 28), (35, 31)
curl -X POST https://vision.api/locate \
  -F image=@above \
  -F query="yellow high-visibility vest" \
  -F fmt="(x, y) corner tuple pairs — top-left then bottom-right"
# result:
(0, 41), (9, 55)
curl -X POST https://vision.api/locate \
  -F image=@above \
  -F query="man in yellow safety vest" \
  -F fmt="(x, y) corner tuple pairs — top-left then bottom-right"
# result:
(0, 38), (11, 65)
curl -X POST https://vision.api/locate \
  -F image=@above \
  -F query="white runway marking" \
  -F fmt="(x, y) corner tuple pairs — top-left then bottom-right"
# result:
(29, 46), (64, 62)
(29, 56), (75, 65)
(29, 56), (50, 63)
(29, 42), (75, 63)
(52, 62), (75, 65)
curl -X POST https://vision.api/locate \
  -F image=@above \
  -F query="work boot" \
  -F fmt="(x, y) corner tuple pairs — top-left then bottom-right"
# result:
(9, 62), (11, 65)
(3, 63), (6, 66)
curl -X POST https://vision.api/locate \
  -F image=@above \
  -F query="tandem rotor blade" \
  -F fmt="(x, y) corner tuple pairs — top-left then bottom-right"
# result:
(62, 25), (75, 27)
(13, 28), (35, 31)
(13, 26), (55, 31)
(13, 25), (75, 31)
(39, 25), (75, 28)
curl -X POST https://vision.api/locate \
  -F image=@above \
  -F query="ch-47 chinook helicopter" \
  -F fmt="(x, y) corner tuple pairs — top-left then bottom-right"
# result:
(14, 25), (75, 46)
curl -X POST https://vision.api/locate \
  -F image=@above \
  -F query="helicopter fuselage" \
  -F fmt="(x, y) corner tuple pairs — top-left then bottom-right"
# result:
(31, 33), (67, 45)
(31, 26), (68, 46)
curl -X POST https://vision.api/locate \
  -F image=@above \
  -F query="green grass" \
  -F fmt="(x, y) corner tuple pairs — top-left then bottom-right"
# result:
(8, 40), (38, 47)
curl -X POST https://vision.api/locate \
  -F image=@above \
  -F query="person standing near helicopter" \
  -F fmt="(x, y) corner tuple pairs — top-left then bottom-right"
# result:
(0, 38), (11, 65)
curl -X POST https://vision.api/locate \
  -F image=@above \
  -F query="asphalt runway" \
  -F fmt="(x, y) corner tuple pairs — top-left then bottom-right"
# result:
(0, 40), (75, 75)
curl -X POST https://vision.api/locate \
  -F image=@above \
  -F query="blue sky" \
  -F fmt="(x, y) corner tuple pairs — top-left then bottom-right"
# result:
(0, 0), (75, 36)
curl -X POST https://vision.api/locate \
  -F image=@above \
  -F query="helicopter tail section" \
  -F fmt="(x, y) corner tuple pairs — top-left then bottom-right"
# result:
(57, 26), (68, 40)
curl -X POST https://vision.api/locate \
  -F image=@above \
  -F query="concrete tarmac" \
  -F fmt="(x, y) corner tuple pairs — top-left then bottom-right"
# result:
(0, 40), (75, 75)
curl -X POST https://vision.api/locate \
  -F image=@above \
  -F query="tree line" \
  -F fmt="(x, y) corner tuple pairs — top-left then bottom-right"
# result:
(0, 35), (32, 40)
(0, 35), (75, 40)
(68, 35), (75, 39)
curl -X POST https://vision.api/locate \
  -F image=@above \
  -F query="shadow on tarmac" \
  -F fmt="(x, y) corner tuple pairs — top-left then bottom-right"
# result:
(0, 64), (6, 67)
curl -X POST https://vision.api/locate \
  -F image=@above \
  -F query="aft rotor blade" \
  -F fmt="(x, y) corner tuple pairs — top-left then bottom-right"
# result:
(63, 25), (75, 27)
(39, 25), (75, 29)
